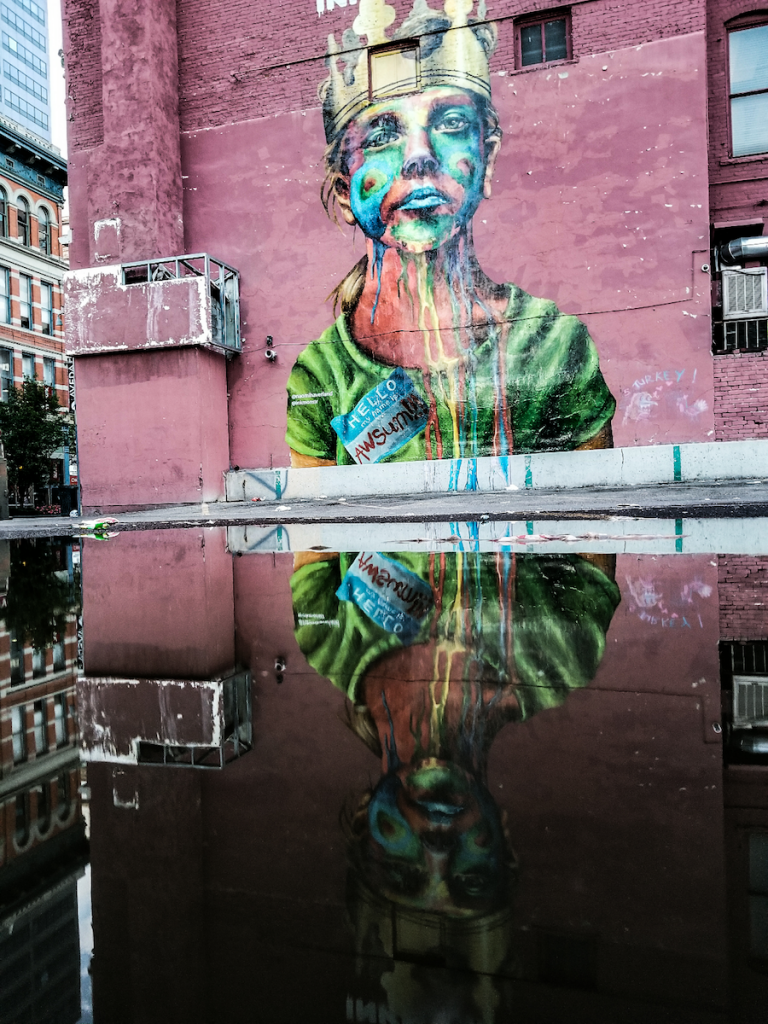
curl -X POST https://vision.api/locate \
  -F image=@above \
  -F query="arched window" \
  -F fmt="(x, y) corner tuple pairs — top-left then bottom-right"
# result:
(17, 197), (29, 246)
(0, 188), (7, 238)
(38, 206), (49, 254)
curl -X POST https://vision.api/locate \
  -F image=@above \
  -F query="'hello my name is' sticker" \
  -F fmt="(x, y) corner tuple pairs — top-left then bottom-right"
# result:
(331, 367), (429, 465)
(336, 552), (433, 644)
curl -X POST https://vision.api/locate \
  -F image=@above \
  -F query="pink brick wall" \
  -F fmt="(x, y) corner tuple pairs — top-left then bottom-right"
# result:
(63, 0), (706, 147)
(713, 351), (768, 441)
(719, 556), (768, 640)
(707, 0), (768, 223)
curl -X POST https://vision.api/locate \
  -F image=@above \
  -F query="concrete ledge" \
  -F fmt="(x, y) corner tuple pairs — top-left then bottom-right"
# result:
(226, 439), (768, 503)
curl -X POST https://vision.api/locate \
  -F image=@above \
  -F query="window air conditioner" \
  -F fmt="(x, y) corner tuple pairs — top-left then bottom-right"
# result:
(733, 675), (768, 729)
(722, 267), (768, 319)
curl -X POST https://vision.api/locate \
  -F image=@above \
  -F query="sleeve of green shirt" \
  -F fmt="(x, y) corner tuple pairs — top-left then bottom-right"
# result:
(285, 335), (338, 461)
(505, 289), (616, 453)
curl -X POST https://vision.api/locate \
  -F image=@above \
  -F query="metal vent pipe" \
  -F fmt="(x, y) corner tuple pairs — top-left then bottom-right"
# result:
(718, 236), (768, 265)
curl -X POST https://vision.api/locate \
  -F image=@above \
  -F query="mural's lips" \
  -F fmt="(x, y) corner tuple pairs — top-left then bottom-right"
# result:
(416, 800), (464, 826)
(395, 187), (451, 211)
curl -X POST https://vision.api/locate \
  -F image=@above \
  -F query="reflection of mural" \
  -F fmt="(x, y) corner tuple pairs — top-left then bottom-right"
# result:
(292, 549), (619, 1020)
(286, 0), (616, 469)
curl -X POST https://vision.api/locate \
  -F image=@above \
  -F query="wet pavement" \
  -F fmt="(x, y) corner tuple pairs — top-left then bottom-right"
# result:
(1, 521), (768, 1023)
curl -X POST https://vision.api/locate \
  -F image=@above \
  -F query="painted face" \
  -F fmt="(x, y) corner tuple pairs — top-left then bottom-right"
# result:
(363, 759), (506, 915)
(342, 88), (490, 254)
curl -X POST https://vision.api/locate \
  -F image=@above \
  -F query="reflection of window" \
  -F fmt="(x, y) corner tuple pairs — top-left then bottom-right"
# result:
(33, 699), (46, 752)
(10, 628), (23, 682)
(15, 792), (29, 844)
(729, 23), (768, 157)
(369, 42), (419, 100)
(11, 704), (26, 763)
(517, 10), (571, 68)
(54, 693), (66, 745)
(750, 833), (768, 957)
(32, 645), (45, 677)
(35, 783), (50, 832)
(57, 771), (70, 818)
(52, 631), (64, 671)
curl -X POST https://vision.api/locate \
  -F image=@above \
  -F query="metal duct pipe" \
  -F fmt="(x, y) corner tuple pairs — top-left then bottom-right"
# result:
(718, 236), (768, 265)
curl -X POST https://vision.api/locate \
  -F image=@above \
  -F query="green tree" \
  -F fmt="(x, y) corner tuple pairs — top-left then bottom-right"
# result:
(0, 378), (73, 500)
(4, 539), (78, 649)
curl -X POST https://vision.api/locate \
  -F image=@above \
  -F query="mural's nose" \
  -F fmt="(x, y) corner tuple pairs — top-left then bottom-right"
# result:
(402, 137), (439, 179)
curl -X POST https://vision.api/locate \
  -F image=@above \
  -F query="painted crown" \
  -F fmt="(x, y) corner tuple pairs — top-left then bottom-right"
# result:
(321, 0), (496, 142)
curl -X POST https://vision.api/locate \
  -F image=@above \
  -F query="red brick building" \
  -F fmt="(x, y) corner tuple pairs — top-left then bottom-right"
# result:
(0, 114), (70, 510)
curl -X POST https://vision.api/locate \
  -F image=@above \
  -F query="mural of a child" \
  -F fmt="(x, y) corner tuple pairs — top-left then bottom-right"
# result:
(286, 0), (616, 469)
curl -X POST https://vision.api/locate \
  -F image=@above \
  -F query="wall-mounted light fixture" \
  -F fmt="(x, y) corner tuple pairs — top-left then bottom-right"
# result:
(265, 335), (276, 362)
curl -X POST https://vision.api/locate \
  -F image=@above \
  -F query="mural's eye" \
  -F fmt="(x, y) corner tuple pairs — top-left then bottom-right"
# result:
(435, 111), (471, 133)
(364, 116), (401, 149)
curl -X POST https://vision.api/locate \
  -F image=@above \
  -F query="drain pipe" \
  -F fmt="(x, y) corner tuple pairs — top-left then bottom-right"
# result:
(718, 236), (768, 265)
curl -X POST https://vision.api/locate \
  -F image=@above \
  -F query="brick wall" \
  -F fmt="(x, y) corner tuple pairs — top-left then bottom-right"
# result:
(707, 0), (768, 222)
(713, 351), (768, 441)
(719, 556), (768, 640)
(62, 0), (103, 152)
(169, 0), (706, 133)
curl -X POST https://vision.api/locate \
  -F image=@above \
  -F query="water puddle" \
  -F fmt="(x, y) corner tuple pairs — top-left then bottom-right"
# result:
(1, 524), (767, 1022)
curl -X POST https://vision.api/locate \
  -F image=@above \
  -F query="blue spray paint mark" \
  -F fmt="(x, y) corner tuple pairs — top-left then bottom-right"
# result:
(526, 521), (534, 536)
(524, 455), (533, 489)
(370, 239), (386, 324)
(466, 458), (478, 491)
(673, 445), (681, 482)
(675, 518), (683, 553)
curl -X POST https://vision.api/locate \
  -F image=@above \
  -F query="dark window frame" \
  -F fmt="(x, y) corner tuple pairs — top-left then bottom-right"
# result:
(19, 274), (31, 330)
(38, 204), (49, 253)
(726, 14), (768, 159)
(16, 195), (29, 245)
(515, 8), (572, 69)
(40, 281), (52, 335)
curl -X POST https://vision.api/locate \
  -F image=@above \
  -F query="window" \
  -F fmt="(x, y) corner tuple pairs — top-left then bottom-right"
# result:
(16, 196), (29, 245)
(41, 284), (52, 336)
(517, 10), (571, 68)
(5, 88), (47, 130)
(729, 23), (768, 157)
(19, 275), (31, 330)
(38, 206), (49, 253)
(0, 266), (8, 326)
(1, 6), (45, 51)
(43, 358), (54, 392)
(53, 693), (66, 744)
(33, 699), (46, 751)
(0, 185), (7, 238)
(11, 704), (26, 763)
(22, 352), (34, 378)
(57, 771), (70, 818)
(2, 32), (46, 76)
(9, 0), (45, 27)
(0, 347), (11, 401)
(4, 59), (47, 101)
(369, 42), (419, 100)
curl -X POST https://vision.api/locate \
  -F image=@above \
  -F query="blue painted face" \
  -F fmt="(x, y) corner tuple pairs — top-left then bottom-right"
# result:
(342, 88), (492, 254)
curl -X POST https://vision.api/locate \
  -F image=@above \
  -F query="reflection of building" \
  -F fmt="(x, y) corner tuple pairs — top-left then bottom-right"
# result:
(0, 538), (85, 1024)
(718, 556), (768, 1021)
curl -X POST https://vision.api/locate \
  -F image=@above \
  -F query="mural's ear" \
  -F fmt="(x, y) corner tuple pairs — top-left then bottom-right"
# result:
(482, 135), (501, 200)
(334, 177), (358, 226)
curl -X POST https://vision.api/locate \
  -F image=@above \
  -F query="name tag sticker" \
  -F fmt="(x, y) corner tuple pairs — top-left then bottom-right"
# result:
(336, 552), (433, 644)
(331, 368), (429, 465)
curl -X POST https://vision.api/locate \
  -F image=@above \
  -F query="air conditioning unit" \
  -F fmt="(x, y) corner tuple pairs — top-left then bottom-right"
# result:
(722, 267), (768, 319)
(734, 675), (768, 729)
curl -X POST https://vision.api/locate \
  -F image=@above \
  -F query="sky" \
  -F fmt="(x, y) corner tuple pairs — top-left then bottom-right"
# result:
(48, 0), (67, 156)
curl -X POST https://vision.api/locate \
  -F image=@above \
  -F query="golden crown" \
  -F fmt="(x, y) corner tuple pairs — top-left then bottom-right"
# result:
(321, 0), (496, 142)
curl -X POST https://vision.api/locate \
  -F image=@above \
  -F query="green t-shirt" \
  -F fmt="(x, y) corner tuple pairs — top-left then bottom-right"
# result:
(286, 285), (615, 464)
(291, 552), (620, 722)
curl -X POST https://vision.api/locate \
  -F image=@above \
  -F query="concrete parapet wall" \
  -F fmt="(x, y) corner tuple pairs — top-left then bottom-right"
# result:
(226, 438), (768, 504)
